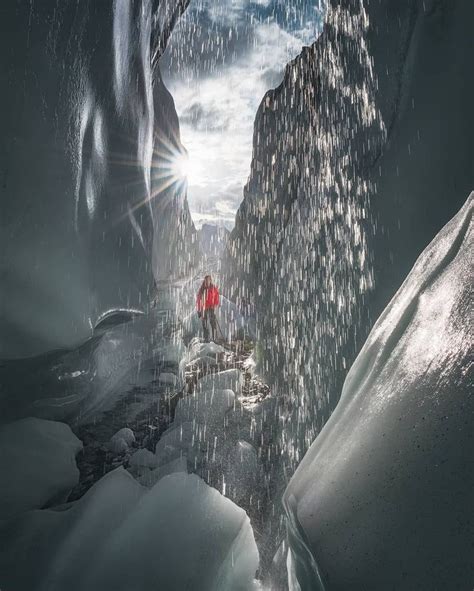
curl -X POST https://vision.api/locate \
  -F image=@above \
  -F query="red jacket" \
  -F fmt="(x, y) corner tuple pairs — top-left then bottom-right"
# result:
(197, 284), (219, 312)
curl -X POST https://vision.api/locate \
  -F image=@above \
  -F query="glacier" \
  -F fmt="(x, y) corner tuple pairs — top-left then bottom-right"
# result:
(284, 194), (474, 589)
(1, 0), (473, 589)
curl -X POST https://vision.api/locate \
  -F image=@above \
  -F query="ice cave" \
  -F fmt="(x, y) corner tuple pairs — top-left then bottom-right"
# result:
(0, 1), (472, 590)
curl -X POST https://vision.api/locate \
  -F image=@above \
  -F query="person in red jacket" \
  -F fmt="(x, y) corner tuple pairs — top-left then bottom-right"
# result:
(197, 275), (220, 342)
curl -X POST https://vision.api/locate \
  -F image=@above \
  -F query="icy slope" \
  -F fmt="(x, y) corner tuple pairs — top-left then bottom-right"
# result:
(0, 469), (259, 591)
(284, 194), (474, 590)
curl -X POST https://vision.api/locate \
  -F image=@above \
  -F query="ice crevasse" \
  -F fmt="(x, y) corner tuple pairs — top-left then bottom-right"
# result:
(284, 193), (474, 590)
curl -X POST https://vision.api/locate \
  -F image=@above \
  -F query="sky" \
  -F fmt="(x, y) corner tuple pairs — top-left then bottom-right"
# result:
(162, 0), (326, 229)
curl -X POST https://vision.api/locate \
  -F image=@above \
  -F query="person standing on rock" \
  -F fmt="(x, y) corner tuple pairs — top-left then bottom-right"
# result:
(197, 275), (220, 342)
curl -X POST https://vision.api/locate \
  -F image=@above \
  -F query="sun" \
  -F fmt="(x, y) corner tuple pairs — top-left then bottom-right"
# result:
(170, 148), (205, 187)
(172, 151), (191, 180)
(148, 137), (206, 208)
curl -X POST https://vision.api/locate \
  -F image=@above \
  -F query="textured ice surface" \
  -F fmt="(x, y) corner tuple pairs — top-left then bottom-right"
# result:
(0, 418), (82, 520)
(137, 457), (188, 487)
(0, 469), (259, 591)
(0, 305), (185, 425)
(196, 369), (244, 396)
(225, 441), (259, 502)
(178, 337), (225, 380)
(129, 448), (160, 470)
(107, 428), (135, 453)
(183, 337), (225, 360)
(199, 342), (226, 356)
(106, 437), (129, 454)
(158, 372), (178, 386)
(175, 388), (236, 426)
(284, 195), (474, 589)
(90, 310), (184, 415)
(155, 421), (194, 461)
(111, 428), (135, 445)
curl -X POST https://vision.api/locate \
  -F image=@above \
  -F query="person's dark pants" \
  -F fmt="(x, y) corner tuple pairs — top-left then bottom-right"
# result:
(202, 308), (217, 342)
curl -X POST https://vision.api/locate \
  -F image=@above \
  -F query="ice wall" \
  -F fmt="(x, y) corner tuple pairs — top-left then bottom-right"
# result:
(0, 0), (196, 359)
(225, 0), (386, 465)
(284, 194), (473, 589)
(224, 0), (474, 459)
(151, 70), (200, 282)
(365, 0), (474, 314)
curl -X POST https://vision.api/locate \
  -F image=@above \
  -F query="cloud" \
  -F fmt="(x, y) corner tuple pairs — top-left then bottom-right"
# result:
(161, 1), (325, 228)
(179, 100), (230, 132)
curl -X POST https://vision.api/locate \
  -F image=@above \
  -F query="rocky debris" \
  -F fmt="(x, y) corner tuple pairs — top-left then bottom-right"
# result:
(67, 333), (277, 577)
(68, 339), (271, 502)
(63, 332), (281, 582)
(68, 378), (170, 501)
(241, 375), (271, 409)
(107, 428), (136, 453)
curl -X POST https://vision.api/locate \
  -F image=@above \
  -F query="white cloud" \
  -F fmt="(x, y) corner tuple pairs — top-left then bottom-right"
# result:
(164, 3), (324, 229)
